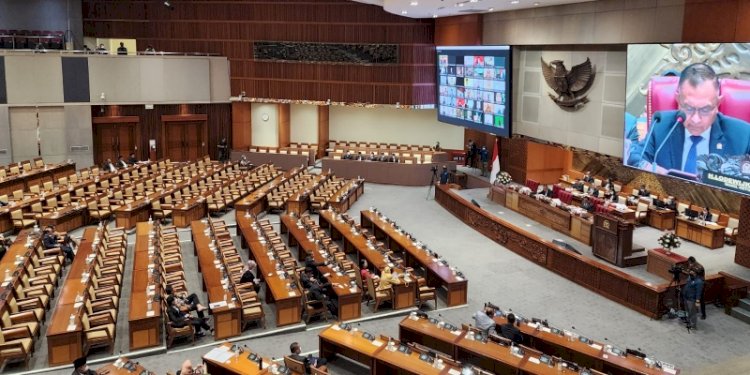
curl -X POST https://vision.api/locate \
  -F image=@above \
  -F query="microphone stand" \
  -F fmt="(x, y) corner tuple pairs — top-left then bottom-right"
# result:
(652, 120), (682, 173)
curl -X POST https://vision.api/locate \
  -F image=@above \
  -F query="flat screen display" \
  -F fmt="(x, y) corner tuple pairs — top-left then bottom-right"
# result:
(436, 46), (511, 137)
(624, 43), (750, 196)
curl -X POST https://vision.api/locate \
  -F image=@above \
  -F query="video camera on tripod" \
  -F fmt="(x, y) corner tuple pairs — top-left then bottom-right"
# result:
(668, 264), (684, 282)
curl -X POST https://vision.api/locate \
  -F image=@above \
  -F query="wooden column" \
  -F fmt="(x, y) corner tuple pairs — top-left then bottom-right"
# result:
(278, 103), (290, 148)
(231, 102), (252, 149)
(735, 198), (750, 268)
(317, 105), (330, 159)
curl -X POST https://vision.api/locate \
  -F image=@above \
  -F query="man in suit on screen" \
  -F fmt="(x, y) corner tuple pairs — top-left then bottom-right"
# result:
(639, 63), (750, 175)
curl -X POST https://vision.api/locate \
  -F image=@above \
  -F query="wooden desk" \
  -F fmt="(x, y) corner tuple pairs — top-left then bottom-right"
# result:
(46, 227), (98, 366)
(516, 193), (571, 233)
(202, 343), (272, 375)
(647, 248), (688, 282)
(570, 215), (593, 245)
(280, 214), (362, 321)
(319, 324), (384, 369)
(191, 221), (242, 339)
(675, 217), (724, 249)
(399, 315), (463, 357)
(113, 194), (158, 230)
(235, 213), (302, 326)
(38, 205), (87, 233)
(0, 162), (76, 196)
(360, 210), (468, 307)
(234, 175), (284, 215)
(649, 208), (676, 231)
(128, 222), (161, 350)
(488, 185), (507, 206)
(96, 357), (152, 375)
(329, 180), (365, 213)
(171, 197), (207, 228)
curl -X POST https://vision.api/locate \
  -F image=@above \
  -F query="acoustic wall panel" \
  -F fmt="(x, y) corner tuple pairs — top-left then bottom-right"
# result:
(0, 57), (6, 104)
(62, 57), (91, 102)
(88, 56), (142, 103)
(9, 107), (40, 162)
(0, 107), (10, 165)
(163, 57), (210, 102)
(209, 57), (231, 103)
(5, 55), (64, 104)
(38, 107), (67, 163)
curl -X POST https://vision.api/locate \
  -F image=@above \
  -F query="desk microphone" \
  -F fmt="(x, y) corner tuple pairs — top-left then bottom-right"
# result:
(651, 111), (686, 173)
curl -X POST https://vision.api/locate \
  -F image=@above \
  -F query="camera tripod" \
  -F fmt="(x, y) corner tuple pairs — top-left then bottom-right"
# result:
(426, 168), (439, 200)
(665, 275), (693, 333)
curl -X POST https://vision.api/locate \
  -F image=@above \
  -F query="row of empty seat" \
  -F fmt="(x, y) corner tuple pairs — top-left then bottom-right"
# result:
(0, 30), (65, 50)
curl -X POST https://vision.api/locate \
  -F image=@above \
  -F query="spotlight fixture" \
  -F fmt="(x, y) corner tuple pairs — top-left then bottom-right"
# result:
(163, 0), (174, 10)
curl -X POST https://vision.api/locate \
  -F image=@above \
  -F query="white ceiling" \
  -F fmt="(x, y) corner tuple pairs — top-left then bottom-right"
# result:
(354, 0), (598, 19)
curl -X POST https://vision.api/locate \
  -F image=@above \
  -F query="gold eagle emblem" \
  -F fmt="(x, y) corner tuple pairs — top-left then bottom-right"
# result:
(541, 57), (596, 111)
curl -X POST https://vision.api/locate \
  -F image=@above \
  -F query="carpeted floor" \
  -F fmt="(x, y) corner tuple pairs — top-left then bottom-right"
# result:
(14, 182), (750, 375)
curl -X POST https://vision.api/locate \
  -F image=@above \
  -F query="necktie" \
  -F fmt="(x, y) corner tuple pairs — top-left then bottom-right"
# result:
(684, 135), (703, 174)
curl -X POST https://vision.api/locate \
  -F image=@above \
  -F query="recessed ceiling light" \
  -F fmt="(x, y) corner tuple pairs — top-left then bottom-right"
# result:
(433, 14), (438, 18)
(488, 7), (494, 11)
(458, 2), (464, 6)
(410, 1), (418, 5)
(534, 2), (540, 5)
(511, 0), (519, 4)
(401, 10), (408, 14)
(470, 0), (479, 3)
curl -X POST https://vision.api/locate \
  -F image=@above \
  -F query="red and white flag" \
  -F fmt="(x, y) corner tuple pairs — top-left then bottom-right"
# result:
(489, 138), (500, 184)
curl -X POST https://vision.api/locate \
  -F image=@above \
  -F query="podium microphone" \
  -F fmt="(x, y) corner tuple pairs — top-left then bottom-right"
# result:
(650, 111), (686, 173)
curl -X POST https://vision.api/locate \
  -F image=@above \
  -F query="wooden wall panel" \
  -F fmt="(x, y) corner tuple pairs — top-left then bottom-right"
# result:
(435, 15), (482, 46)
(277, 103), (290, 148)
(735, 198), (750, 267)
(82, 0), (435, 105)
(318, 105), (330, 159)
(682, 0), (743, 42)
(232, 102), (252, 149)
(91, 103), (231, 161)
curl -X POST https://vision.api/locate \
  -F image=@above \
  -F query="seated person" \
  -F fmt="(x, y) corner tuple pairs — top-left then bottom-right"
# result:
(378, 152), (388, 162)
(545, 185), (555, 198)
(581, 197), (595, 213)
(368, 152), (378, 161)
(342, 151), (353, 160)
(290, 342), (327, 373)
(582, 171), (594, 183)
(637, 184), (650, 197)
(103, 158), (117, 173)
(602, 188), (614, 201)
(0, 234), (12, 260)
(665, 196), (677, 211)
(167, 296), (211, 337)
(72, 356), (97, 375)
(127, 152), (138, 165)
(571, 179), (585, 192)
(176, 360), (204, 375)
(304, 271), (337, 316)
(165, 285), (208, 319)
(586, 185), (599, 198)
(702, 207), (713, 222)
(375, 266), (398, 292)
(304, 255), (326, 278)
(117, 156), (128, 169)
(42, 225), (75, 263)
(472, 306), (496, 337)
(239, 260), (261, 292)
(602, 178), (615, 192)
(360, 259), (373, 280)
(499, 313), (523, 344)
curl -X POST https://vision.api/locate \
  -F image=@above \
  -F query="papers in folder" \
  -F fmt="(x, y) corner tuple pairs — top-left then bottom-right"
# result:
(204, 346), (234, 364)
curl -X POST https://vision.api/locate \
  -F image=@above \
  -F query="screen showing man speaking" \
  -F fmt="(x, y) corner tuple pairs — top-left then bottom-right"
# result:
(624, 43), (750, 196)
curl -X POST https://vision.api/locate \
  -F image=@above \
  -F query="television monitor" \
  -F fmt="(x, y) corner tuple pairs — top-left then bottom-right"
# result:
(436, 46), (512, 137)
(624, 43), (750, 196)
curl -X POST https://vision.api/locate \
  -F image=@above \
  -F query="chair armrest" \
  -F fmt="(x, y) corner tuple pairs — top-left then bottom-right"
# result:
(88, 312), (115, 326)
(28, 274), (54, 285)
(41, 248), (63, 256)
(2, 326), (33, 340)
(17, 297), (44, 310)
(9, 311), (38, 324)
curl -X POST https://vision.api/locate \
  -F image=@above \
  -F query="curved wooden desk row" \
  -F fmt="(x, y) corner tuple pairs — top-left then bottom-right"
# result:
(435, 185), (734, 319)
(234, 167), (302, 216)
(202, 343), (275, 375)
(359, 209), (468, 307)
(320, 158), (457, 186)
(128, 222), (161, 351)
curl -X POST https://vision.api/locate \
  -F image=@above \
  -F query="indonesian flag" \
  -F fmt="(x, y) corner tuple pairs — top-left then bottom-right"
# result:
(489, 137), (501, 184)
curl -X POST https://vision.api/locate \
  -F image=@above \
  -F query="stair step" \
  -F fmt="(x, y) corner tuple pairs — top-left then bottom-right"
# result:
(738, 298), (750, 311)
(730, 306), (750, 325)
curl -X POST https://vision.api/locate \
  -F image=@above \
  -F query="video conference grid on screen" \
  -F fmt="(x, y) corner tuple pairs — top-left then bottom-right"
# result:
(436, 46), (511, 137)
(624, 43), (750, 196)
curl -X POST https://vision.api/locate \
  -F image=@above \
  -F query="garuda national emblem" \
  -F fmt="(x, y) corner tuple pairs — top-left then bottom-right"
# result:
(541, 57), (595, 111)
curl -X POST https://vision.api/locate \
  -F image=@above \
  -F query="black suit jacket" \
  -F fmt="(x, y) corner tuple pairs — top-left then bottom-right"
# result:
(168, 306), (188, 327)
(500, 323), (523, 344)
(641, 110), (750, 172)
